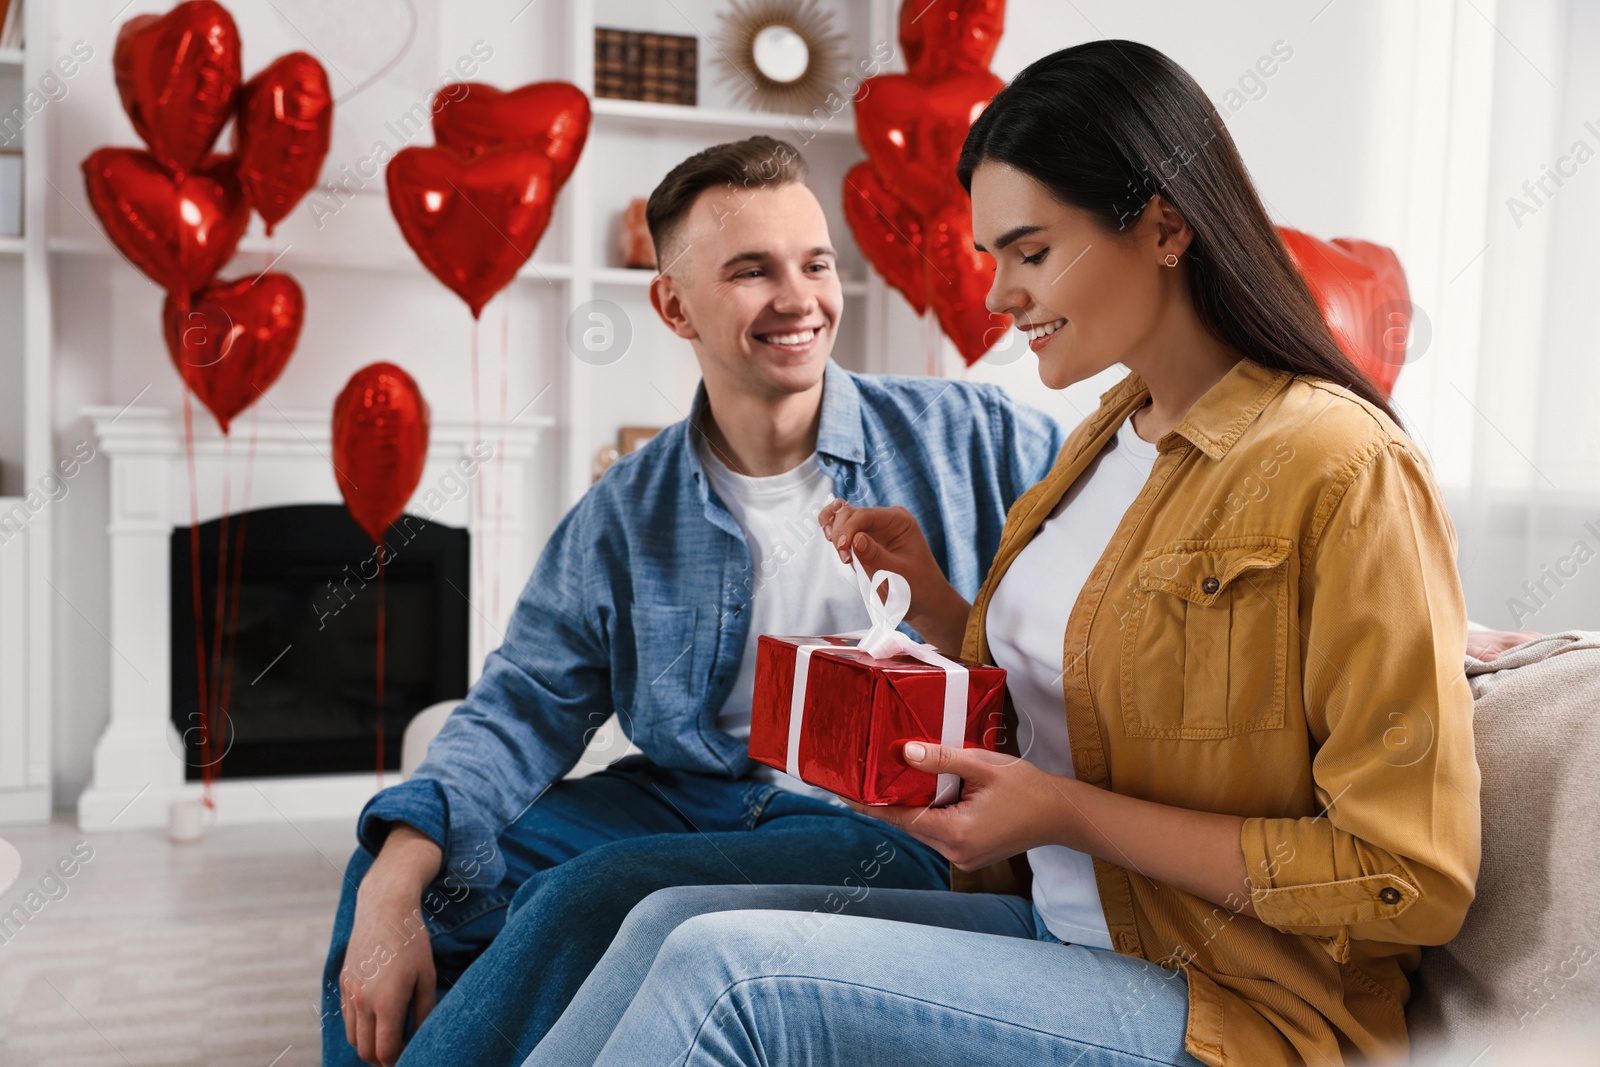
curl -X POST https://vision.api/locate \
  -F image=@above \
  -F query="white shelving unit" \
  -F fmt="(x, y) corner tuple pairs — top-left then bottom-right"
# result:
(0, 0), (55, 824)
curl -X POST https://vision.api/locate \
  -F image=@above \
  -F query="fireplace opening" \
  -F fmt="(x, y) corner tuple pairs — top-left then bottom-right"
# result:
(171, 504), (470, 779)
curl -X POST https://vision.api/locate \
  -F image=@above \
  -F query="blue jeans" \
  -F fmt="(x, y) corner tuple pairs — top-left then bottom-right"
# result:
(320, 758), (948, 1067)
(526, 885), (1205, 1067)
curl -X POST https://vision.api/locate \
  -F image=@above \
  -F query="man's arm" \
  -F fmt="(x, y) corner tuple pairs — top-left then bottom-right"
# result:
(363, 496), (614, 888)
(339, 494), (616, 1065)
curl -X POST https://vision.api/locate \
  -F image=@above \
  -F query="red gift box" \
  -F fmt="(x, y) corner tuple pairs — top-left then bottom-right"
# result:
(749, 633), (1007, 806)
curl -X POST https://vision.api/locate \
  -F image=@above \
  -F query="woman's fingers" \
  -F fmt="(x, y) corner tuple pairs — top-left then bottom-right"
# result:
(828, 506), (885, 564)
(818, 498), (846, 538)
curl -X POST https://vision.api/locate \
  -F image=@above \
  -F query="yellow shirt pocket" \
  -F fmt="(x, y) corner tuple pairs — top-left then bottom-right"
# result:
(1120, 536), (1293, 739)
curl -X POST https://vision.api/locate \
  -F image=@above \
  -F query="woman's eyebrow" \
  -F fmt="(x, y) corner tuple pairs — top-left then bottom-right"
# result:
(974, 225), (1045, 254)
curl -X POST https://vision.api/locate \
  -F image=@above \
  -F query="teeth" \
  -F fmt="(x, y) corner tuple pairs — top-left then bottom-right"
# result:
(760, 328), (816, 345)
(1025, 318), (1067, 341)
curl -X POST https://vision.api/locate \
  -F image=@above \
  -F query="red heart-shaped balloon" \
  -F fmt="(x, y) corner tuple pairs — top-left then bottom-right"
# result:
(1279, 227), (1410, 398)
(81, 147), (249, 300)
(332, 363), (431, 544)
(235, 52), (333, 235)
(386, 146), (556, 318)
(847, 21), (1008, 367)
(843, 161), (928, 316)
(923, 203), (1010, 366)
(899, 0), (1006, 79)
(854, 69), (1002, 220)
(432, 81), (591, 191)
(163, 273), (305, 434)
(113, 0), (242, 177)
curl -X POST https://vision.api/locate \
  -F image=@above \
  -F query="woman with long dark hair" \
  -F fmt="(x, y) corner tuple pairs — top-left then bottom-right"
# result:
(522, 40), (1480, 1067)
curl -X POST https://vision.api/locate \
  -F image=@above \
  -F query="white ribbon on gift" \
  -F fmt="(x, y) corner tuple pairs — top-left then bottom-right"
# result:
(786, 557), (970, 805)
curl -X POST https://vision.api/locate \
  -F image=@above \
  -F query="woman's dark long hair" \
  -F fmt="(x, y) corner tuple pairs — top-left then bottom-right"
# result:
(958, 40), (1402, 426)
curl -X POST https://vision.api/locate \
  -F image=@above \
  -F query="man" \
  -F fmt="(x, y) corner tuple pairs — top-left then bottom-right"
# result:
(323, 136), (1067, 1067)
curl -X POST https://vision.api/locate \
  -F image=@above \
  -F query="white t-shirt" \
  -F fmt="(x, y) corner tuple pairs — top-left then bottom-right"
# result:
(986, 407), (1160, 948)
(699, 439), (865, 801)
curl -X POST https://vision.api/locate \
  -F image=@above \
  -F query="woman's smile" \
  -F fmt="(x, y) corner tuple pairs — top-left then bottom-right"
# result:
(1021, 316), (1068, 352)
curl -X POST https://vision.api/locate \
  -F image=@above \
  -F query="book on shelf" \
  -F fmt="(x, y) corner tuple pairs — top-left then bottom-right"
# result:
(595, 27), (696, 107)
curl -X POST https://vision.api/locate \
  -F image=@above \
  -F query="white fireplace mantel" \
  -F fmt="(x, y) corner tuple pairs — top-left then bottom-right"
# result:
(76, 406), (553, 832)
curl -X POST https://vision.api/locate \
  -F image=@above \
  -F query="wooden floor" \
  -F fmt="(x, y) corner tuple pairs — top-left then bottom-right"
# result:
(0, 811), (354, 1067)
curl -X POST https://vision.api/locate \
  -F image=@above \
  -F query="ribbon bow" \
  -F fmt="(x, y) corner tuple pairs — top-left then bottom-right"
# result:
(784, 556), (971, 805)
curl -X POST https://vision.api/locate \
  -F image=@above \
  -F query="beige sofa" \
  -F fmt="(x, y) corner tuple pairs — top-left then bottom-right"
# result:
(1409, 632), (1600, 1062)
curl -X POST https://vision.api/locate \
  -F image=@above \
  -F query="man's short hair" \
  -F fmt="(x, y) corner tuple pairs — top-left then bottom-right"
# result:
(645, 136), (809, 275)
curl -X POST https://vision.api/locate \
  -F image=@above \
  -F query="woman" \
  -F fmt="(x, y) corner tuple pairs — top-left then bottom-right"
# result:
(524, 39), (1480, 1067)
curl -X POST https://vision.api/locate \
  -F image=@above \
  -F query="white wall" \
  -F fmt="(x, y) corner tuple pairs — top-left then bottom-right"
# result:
(928, 0), (1407, 424)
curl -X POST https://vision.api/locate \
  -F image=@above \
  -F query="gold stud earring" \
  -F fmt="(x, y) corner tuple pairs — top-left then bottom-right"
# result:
(1163, 253), (1180, 267)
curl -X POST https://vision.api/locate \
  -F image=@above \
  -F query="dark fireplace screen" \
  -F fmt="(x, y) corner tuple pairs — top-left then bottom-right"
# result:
(171, 504), (469, 779)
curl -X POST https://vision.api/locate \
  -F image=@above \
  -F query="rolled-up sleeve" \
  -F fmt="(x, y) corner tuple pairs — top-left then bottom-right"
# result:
(1241, 440), (1481, 958)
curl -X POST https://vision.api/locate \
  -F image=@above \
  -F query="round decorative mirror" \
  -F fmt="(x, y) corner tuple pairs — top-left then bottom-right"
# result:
(751, 24), (810, 84)
(714, 0), (846, 114)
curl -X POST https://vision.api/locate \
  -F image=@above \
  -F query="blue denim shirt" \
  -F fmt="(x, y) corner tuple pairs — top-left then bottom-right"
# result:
(359, 362), (1067, 888)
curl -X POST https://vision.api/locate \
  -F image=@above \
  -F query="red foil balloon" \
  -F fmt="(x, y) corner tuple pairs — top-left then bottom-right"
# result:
(432, 81), (591, 191)
(1278, 227), (1411, 398)
(81, 147), (249, 300)
(899, 0), (1005, 78)
(923, 204), (1011, 366)
(332, 364), (431, 544)
(235, 52), (334, 235)
(843, 161), (927, 316)
(113, 0), (242, 177)
(162, 273), (305, 433)
(845, 0), (1008, 364)
(853, 69), (1003, 220)
(386, 145), (557, 318)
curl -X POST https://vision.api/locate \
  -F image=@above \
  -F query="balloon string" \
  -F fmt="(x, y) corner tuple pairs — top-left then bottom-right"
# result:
(470, 317), (484, 660)
(182, 391), (213, 808)
(217, 406), (259, 765)
(491, 304), (508, 635)
(375, 549), (386, 787)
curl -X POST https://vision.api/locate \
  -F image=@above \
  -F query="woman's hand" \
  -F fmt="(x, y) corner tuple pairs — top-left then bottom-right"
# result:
(855, 742), (1259, 916)
(848, 743), (1071, 871)
(818, 500), (971, 654)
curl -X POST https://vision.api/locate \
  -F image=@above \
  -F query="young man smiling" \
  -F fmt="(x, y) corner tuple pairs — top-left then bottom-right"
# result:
(322, 136), (1067, 1067)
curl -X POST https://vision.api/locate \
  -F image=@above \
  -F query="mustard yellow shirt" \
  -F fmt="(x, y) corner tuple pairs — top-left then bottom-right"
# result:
(957, 360), (1481, 1066)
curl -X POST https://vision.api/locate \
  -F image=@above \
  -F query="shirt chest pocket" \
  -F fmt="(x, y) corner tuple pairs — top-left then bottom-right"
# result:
(1119, 536), (1294, 739)
(630, 603), (700, 720)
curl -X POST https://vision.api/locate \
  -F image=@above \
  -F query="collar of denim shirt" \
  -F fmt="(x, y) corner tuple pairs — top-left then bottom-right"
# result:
(684, 360), (865, 513)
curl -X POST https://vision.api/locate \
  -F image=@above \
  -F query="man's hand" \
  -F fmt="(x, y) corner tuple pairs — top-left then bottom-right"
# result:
(848, 743), (1068, 871)
(1466, 627), (1541, 662)
(340, 826), (443, 1067)
(818, 500), (971, 653)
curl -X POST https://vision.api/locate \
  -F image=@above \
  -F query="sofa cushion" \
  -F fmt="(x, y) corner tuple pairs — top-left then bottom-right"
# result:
(1407, 631), (1600, 1058)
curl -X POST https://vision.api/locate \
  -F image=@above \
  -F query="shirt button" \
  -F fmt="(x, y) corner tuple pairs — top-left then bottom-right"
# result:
(1379, 887), (1402, 905)
(1201, 577), (1220, 594)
